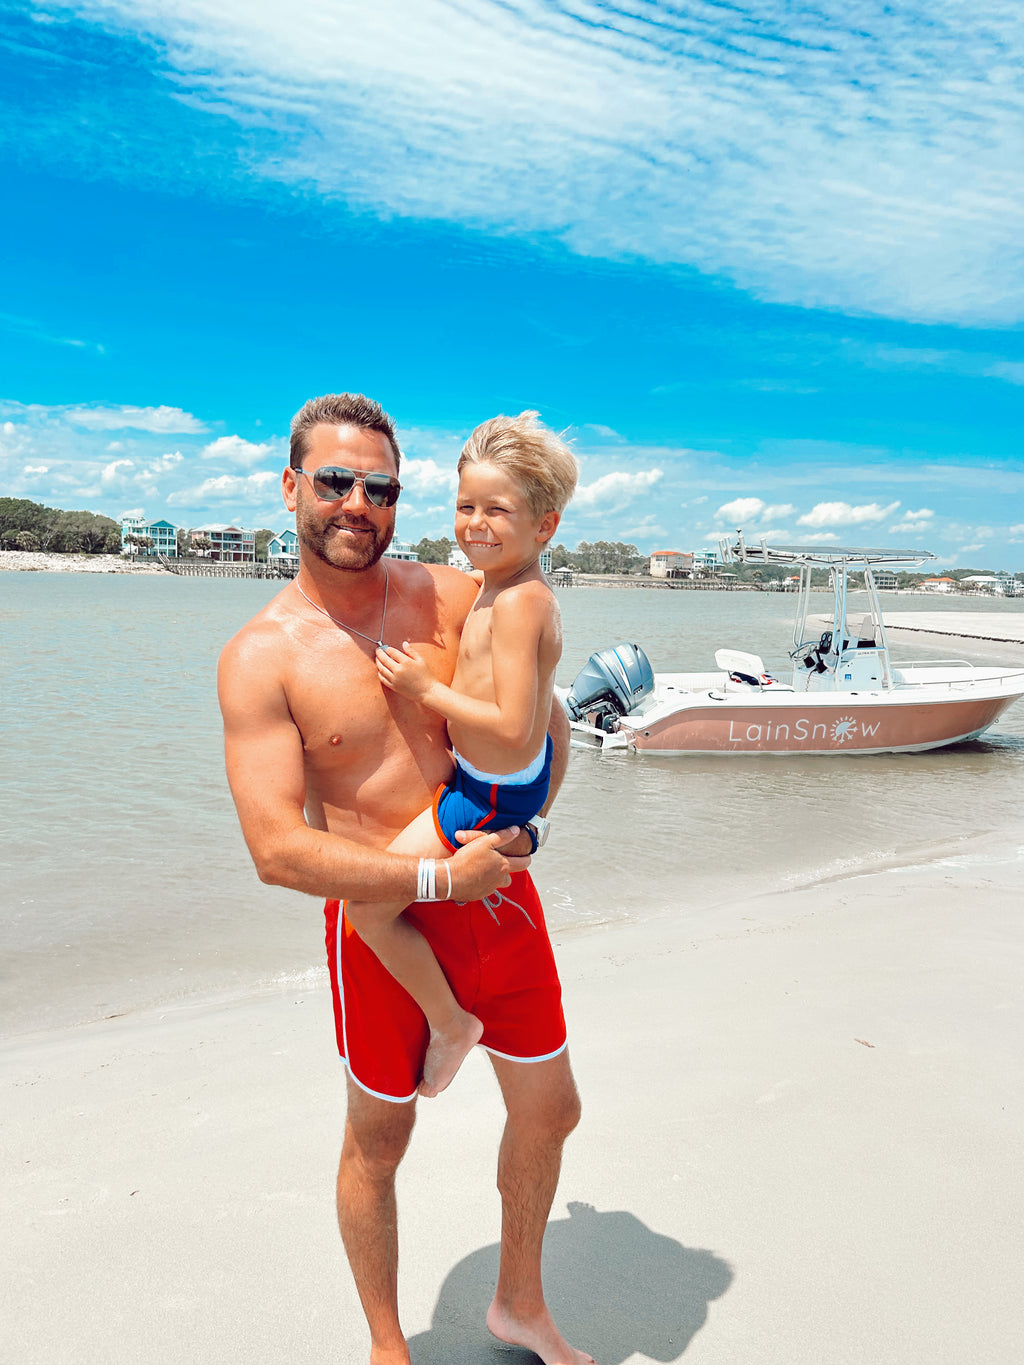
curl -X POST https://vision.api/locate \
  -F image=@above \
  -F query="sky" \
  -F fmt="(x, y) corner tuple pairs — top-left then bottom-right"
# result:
(1, 0), (1022, 568)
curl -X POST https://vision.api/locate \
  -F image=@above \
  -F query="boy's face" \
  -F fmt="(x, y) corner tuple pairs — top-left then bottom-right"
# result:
(455, 462), (557, 576)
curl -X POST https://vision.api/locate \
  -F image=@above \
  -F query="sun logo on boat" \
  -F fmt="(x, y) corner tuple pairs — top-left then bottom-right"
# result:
(831, 716), (857, 742)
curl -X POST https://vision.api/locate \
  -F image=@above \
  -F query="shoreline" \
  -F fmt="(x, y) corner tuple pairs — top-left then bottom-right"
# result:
(0, 550), (165, 574)
(4, 847), (1022, 1363)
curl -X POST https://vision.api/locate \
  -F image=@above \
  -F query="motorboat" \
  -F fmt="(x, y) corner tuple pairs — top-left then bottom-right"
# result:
(558, 535), (1024, 756)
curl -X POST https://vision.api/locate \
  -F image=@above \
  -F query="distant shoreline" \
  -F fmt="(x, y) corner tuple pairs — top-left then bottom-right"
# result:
(0, 550), (164, 574)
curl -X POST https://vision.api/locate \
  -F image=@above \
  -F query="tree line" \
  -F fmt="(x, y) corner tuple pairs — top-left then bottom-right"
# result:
(0, 498), (121, 554)
(411, 536), (649, 573)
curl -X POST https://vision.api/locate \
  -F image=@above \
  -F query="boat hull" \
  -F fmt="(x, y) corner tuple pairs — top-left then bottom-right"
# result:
(616, 690), (1020, 755)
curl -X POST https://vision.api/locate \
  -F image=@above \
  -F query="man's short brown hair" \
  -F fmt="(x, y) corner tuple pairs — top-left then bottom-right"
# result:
(289, 393), (401, 472)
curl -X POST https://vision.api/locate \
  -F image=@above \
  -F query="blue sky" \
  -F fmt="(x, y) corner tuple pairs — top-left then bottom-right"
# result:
(1, 1), (1022, 567)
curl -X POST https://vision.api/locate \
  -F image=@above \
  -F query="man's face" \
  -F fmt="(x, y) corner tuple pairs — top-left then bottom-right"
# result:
(284, 424), (398, 571)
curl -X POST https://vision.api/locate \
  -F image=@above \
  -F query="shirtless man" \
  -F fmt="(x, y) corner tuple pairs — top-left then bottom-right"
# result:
(217, 393), (594, 1365)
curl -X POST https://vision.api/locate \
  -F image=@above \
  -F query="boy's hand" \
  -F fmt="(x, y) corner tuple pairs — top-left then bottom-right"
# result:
(376, 642), (436, 701)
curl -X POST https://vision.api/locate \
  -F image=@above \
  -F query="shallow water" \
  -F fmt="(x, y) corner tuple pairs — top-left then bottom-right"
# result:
(2, 573), (1022, 1036)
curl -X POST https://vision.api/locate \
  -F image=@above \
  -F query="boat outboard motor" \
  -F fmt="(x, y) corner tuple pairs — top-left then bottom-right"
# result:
(563, 642), (654, 732)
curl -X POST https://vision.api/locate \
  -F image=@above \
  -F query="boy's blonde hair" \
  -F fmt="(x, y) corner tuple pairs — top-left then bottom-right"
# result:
(458, 411), (578, 521)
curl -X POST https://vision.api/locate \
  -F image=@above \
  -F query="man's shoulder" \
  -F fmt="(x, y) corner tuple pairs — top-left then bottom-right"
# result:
(219, 587), (296, 673)
(394, 559), (477, 610)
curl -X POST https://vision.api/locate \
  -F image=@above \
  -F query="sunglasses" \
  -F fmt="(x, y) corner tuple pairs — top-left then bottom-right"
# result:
(294, 465), (402, 508)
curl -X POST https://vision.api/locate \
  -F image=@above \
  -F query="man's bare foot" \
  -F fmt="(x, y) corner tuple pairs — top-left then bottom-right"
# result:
(369, 1345), (410, 1365)
(486, 1299), (596, 1365)
(418, 1011), (484, 1098)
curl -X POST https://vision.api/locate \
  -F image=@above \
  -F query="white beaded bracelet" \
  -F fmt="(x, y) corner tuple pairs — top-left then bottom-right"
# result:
(416, 857), (453, 902)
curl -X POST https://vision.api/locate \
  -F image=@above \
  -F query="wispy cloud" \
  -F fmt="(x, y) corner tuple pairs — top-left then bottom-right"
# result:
(33, 0), (1024, 324)
(798, 501), (901, 528)
(201, 434), (282, 467)
(166, 471), (279, 507)
(64, 403), (209, 433)
(714, 497), (796, 525)
(575, 468), (663, 508)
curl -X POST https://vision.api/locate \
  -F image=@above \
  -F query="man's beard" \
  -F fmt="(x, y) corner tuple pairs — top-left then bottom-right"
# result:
(295, 502), (394, 571)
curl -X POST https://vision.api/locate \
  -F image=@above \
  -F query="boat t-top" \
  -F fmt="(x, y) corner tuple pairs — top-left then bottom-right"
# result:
(558, 533), (1024, 755)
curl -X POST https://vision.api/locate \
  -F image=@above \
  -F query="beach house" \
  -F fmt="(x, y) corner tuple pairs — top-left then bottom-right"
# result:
(120, 517), (180, 557)
(383, 540), (420, 562)
(267, 529), (299, 567)
(189, 525), (256, 562)
(649, 550), (692, 578)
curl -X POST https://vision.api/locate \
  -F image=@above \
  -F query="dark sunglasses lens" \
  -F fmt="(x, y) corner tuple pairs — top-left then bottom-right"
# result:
(313, 468), (355, 502)
(363, 475), (401, 507)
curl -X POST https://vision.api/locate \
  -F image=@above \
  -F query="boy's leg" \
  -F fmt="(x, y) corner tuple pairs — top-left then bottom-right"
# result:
(336, 1074), (417, 1365)
(345, 809), (482, 1098)
(485, 1051), (595, 1365)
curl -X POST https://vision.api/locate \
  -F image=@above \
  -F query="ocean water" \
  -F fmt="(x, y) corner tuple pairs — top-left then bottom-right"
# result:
(2, 572), (1023, 1038)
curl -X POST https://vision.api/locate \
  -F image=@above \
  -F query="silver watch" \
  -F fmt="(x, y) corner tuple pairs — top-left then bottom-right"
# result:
(525, 815), (550, 851)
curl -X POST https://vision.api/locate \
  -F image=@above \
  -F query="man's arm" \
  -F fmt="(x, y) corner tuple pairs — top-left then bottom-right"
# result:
(217, 630), (520, 903)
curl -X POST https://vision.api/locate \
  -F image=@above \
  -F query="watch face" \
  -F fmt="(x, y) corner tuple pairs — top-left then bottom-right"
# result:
(530, 817), (550, 847)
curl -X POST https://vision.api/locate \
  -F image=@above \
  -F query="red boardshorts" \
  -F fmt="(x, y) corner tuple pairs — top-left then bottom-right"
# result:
(325, 871), (567, 1103)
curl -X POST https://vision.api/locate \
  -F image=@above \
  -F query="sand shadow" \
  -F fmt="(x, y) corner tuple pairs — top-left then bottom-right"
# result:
(407, 1200), (733, 1364)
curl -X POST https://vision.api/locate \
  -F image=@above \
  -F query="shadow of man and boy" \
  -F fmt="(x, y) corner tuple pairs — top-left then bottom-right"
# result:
(407, 1200), (732, 1365)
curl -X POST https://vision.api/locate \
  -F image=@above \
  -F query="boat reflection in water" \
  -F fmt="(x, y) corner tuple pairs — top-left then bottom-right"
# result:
(559, 534), (1024, 756)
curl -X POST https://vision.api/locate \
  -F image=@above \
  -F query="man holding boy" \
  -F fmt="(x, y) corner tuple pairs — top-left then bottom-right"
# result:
(218, 393), (593, 1365)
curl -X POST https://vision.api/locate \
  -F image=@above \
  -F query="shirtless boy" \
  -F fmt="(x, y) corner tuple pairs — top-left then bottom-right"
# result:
(217, 394), (595, 1365)
(343, 411), (578, 1100)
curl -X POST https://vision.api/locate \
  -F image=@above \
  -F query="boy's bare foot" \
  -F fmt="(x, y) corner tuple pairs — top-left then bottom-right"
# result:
(486, 1300), (597, 1365)
(418, 1011), (484, 1098)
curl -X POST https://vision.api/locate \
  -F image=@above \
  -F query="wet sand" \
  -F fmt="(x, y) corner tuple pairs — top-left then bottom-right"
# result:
(4, 844), (1022, 1365)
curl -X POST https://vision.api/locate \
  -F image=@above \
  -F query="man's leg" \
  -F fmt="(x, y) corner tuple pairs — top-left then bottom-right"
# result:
(336, 1075), (417, 1365)
(485, 1050), (596, 1365)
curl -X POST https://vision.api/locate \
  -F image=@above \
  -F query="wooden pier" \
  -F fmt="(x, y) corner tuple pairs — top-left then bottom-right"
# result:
(157, 554), (296, 579)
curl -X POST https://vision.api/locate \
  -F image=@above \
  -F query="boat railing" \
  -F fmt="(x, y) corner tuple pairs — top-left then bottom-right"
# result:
(890, 659), (1024, 689)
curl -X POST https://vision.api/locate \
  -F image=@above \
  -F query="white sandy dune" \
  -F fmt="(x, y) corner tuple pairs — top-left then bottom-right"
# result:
(4, 845), (1023, 1365)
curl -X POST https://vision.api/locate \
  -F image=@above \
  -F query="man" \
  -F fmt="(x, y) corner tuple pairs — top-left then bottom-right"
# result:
(218, 393), (594, 1365)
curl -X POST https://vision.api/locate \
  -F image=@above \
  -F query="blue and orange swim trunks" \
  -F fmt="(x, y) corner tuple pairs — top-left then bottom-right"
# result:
(432, 735), (553, 853)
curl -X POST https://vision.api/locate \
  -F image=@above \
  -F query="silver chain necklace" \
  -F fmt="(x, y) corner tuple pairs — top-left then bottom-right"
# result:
(295, 568), (389, 650)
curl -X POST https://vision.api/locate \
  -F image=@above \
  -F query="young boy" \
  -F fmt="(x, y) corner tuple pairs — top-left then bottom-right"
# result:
(343, 411), (578, 1098)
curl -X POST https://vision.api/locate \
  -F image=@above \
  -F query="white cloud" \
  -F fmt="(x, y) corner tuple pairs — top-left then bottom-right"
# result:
(889, 508), (936, 535)
(575, 468), (663, 508)
(145, 451), (185, 475)
(714, 497), (796, 524)
(398, 458), (459, 495)
(23, 464), (49, 476)
(798, 501), (901, 528)
(101, 458), (136, 484)
(201, 434), (281, 467)
(166, 471), (279, 507)
(50, 0), (1024, 324)
(64, 404), (208, 433)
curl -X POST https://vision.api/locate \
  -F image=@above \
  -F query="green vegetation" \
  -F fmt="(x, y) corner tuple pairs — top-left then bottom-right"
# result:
(0, 498), (121, 554)
(412, 535), (454, 564)
(254, 528), (276, 561)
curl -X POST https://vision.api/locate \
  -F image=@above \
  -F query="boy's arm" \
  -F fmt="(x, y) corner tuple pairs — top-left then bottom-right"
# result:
(377, 588), (551, 749)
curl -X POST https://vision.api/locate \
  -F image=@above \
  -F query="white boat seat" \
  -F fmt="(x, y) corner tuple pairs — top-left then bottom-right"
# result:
(715, 648), (766, 678)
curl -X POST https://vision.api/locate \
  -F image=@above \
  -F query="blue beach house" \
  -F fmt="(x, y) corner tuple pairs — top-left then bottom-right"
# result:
(120, 516), (180, 557)
(267, 529), (299, 566)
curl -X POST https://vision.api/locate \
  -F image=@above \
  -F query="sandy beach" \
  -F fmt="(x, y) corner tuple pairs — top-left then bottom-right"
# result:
(0, 551), (164, 573)
(4, 842), (1022, 1365)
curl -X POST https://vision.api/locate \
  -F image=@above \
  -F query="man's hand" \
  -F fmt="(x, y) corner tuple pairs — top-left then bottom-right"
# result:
(449, 827), (532, 901)
(375, 642), (437, 702)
